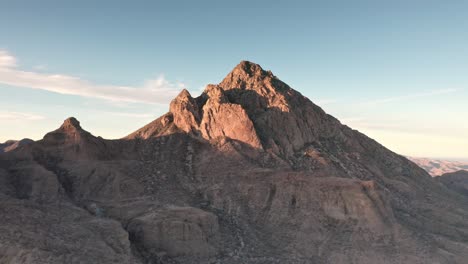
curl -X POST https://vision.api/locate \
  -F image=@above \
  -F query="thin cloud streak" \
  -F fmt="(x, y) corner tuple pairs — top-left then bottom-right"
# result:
(341, 117), (407, 131)
(0, 111), (45, 121)
(104, 111), (155, 118)
(0, 50), (182, 104)
(340, 116), (468, 139)
(360, 88), (459, 106)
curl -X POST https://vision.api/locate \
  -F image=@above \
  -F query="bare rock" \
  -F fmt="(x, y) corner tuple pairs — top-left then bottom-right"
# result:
(125, 112), (178, 139)
(6, 162), (61, 202)
(169, 89), (201, 134)
(199, 85), (262, 148)
(0, 197), (137, 264)
(128, 206), (219, 259)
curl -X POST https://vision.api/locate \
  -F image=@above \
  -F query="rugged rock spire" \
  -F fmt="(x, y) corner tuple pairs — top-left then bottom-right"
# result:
(0, 117), (97, 161)
(169, 89), (200, 134)
(43, 117), (88, 143)
(198, 85), (262, 148)
(129, 61), (341, 157)
(60, 117), (82, 131)
(219, 60), (276, 91)
(165, 84), (263, 149)
(40, 117), (108, 159)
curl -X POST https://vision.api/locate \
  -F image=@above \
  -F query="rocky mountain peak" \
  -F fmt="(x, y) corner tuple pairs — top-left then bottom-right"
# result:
(0, 138), (34, 153)
(61, 117), (82, 131)
(4, 61), (468, 264)
(43, 117), (93, 145)
(129, 61), (340, 157)
(169, 90), (200, 134)
(173, 89), (193, 102)
(219, 60), (275, 92)
(39, 117), (109, 159)
(230, 60), (271, 78)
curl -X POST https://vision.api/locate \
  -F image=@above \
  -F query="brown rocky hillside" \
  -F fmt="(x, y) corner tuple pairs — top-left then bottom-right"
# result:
(1, 61), (468, 264)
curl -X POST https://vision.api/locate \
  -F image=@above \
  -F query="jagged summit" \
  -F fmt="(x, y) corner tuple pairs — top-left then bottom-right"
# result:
(35, 117), (110, 160)
(61, 117), (82, 131)
(175, 88), (192, 99)
(219, 60), (277, 92)
(227, 60), (272, 79)
(128, 61), (338, 157)
(43, 116), (95, 146)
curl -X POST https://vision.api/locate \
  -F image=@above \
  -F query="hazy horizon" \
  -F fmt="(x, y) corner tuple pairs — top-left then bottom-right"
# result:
(1, 1), (467, 160)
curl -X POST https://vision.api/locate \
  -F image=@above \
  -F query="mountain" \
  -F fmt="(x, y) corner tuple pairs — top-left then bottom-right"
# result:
(408, 157), (468, 176)
(1, 61), (468, 264)
(0, 138), (33, 153)
(437, 170), (468, 197)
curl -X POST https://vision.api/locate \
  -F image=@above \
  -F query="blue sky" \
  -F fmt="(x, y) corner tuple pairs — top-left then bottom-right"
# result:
(1, 0), (467, 159)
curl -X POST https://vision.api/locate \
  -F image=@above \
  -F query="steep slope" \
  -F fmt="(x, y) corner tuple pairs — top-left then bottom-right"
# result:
(437, 170), (468, 197)
(0, 120), (140, 263)
(1, 61), (468, 264)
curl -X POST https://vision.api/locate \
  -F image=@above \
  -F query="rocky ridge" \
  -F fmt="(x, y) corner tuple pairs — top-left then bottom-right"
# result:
(437, 170), (468, 197)
(0, 138), (33, 153)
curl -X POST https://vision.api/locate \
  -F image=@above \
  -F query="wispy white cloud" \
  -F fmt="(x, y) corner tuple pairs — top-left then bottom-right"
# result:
(360, 88), (459, 106)
(0, 50), (182, 104)
(0, 50), (17, 68)
(341, 118), (407, 131)
(0, 111), (46, 121)
(104, 111), (155, 118)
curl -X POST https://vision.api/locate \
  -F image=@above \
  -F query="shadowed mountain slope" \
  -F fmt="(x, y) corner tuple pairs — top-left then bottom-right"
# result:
(437, 170), (468, 197)
(0, 138), (33, 153)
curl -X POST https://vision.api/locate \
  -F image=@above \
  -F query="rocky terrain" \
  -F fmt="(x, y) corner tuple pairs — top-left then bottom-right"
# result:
(437, 170), (468, 198)
(0, 139), (33, 153)
(408, 157), (468, 176)
(1, 61), (468, 264)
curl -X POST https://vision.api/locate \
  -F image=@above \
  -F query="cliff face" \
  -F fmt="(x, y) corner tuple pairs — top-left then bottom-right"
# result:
(1, 62), (468, 264)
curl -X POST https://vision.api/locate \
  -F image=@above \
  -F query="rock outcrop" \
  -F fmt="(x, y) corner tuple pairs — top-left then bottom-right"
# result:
(129, 83), (264, 149)
(128, 207), (219, 259)
(1, 61), (468, 264)
(128, 61), (340, 158)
